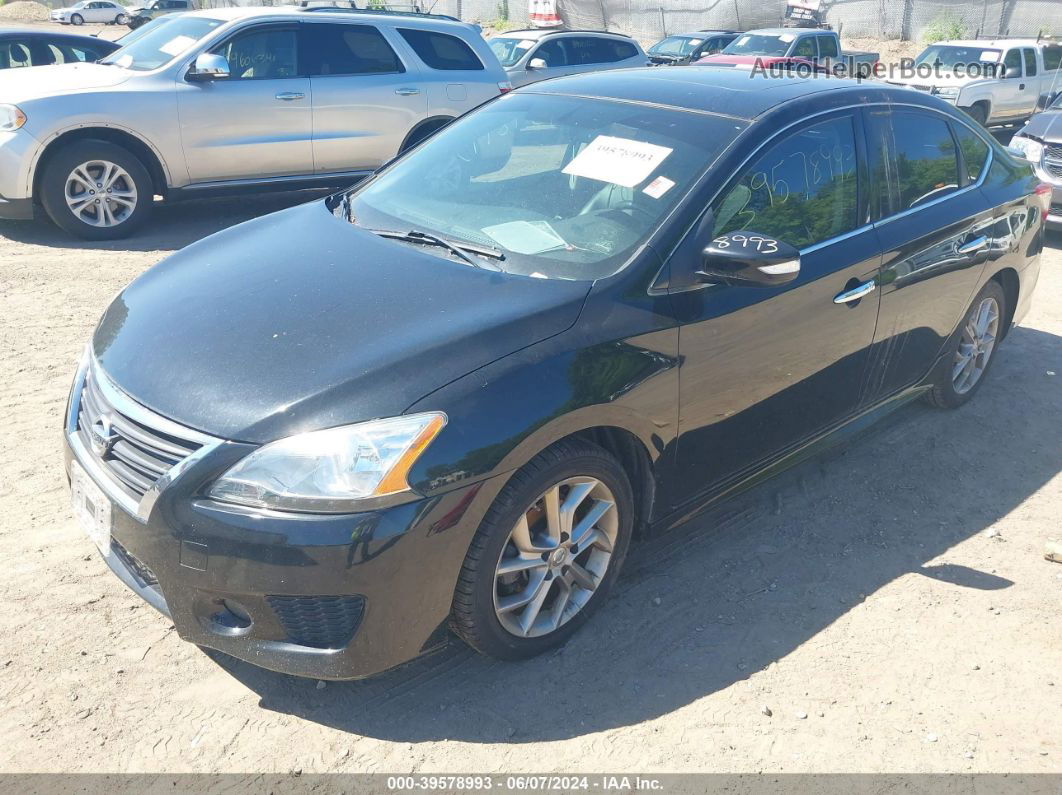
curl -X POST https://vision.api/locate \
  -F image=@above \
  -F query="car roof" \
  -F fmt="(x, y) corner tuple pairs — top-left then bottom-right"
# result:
(525, 66), (917, 121)
(0, 26), (116, 44)
(183, 5), (473, 30)
(933, 38), (1047, 48)
(667, 30), (738, 38)
(498, 28), (628, 40)
(742, 27), (819, 36)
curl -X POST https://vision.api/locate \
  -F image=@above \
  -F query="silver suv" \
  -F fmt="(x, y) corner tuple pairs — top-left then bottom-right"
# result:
(0, 7), (509, 239)
(488, 29), (648, 88)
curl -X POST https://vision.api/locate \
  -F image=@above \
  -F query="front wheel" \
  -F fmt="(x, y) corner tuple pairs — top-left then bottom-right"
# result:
(450, 438), (634, 660)
(924, 280), (1006, 409)
(39, 140), (153, 240)
(963, 103), (988, 127)
(70, 13), (83, 24)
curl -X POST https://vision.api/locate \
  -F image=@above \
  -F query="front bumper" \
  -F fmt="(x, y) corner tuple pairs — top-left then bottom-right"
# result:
(63, 357), (502, 679)
(0, 130), (40, 213)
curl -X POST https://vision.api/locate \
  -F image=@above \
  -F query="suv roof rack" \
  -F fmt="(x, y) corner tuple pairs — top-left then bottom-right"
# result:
(504, 28), (631, 38)
(298, 5), (461, 22)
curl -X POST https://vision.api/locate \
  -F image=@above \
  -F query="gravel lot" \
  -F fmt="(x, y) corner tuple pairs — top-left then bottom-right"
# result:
(0, 33), (1059, 770)
(1, 187), (1060, 774)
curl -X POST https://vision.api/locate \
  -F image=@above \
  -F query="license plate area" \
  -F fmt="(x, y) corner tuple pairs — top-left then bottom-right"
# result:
(70, 460), (112, 558)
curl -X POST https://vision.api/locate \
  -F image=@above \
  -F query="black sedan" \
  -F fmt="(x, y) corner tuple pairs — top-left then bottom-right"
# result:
(64, 68), (1047, 679)
(0, 27), (118, 69)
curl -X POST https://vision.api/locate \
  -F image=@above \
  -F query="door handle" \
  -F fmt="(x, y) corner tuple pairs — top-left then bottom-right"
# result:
(957, 235), (988, 254)
(833, 280), (876, 304)
(275, 92), (305, 101)
(394, 87), (421, 96)
(1019, 83), (1026, 90)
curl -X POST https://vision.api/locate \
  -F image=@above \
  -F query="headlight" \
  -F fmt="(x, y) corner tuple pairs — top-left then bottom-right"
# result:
(0, 105), (26, 132)
(933, 86), (960, 99)
(208, 412), (446, 513)
(1008, 135), (1044, 164)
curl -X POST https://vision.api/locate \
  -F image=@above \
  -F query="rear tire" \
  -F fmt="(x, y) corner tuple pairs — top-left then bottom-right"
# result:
(450, 438), (634, 661)
(923, 280), (1006, 409)
(399, 119), (452, 154)
(39, 140), (153, 240)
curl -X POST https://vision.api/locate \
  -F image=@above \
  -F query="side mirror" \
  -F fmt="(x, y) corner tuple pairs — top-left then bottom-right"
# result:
(698, 231), (801, 287)
(528, 57), (547, 70)
(187, 52), (229, 81)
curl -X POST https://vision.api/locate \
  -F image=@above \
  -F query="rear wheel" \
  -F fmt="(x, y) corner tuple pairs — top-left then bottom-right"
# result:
(39, 140), (153, 240)
(399, 119), (452, 154)
(924, 280), (1006, 409)
(450, 438), (634, 660)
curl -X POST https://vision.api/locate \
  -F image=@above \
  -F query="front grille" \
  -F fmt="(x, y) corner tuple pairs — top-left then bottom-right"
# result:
(266, 595), (366, 649)
(76, 367), (202, 502)
(1045, 143), (1062, 160)
(1045, 160), (1062, 180)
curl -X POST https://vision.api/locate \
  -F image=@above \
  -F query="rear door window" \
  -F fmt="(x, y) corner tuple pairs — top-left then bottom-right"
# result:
(398, 28), (483, 71)
(1023, 48), (1037, 76)
(567, 36), (610, 65)
(0, 40), (32, 68)
(712, 115), (859, 249)
(301, 23), (404, 76)
(533, 38), (567, 67)
(889, 111), (960, 209)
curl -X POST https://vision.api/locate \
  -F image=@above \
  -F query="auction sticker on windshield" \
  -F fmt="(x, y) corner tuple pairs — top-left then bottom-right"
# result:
(562, 135), (673, 188)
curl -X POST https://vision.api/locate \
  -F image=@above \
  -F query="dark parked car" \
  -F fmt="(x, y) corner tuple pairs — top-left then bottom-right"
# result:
(1009, 94), (1062, 228)
(64, 68), (1047, 679)
(647, 29), (738, 65)
(0, 28), (118, 69)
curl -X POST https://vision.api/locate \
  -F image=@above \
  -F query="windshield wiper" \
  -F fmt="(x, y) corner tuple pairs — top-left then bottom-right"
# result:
(369, 228), (505, 269)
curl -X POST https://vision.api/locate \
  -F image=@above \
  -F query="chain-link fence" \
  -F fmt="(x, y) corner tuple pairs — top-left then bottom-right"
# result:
(546, 0), (1060, 41)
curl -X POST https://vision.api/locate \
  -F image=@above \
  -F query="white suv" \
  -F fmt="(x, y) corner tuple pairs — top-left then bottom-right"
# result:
(0, 7), (509, 238)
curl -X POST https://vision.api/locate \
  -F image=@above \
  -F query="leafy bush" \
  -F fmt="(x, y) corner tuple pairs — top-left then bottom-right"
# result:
(923, 13), (966, 43)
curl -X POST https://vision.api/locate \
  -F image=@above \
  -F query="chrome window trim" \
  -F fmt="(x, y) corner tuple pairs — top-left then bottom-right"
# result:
(66, 348), (224, 523)
(657, 98), (1002, 294)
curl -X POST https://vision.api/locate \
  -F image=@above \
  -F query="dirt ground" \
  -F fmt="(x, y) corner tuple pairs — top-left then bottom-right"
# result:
(0, 182), (1060, 774)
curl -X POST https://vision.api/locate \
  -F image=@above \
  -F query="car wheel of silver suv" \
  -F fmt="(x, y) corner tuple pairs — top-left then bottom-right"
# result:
(40, 140), (152, 240)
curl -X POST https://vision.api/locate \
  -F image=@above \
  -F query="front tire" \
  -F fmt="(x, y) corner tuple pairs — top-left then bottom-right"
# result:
(924, 280), (1006, 409)
(39, 140), (153, 240)
(70, 13), (83, 24)
(963, 103), (988, 127)
(450, 438), (634, 660)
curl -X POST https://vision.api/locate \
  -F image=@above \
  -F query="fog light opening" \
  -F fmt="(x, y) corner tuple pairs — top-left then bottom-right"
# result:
(208, 598), (253, 636)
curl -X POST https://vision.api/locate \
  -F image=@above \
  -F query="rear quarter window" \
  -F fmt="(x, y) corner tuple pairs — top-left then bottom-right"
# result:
(398, 28), (483, 71)
(952, 123), (990, 184)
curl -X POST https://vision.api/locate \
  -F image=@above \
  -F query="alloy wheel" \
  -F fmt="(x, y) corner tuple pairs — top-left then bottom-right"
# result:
(493, 477), (619, 638)
(952, 296), (999, 395)
(64, 160), (138, 228)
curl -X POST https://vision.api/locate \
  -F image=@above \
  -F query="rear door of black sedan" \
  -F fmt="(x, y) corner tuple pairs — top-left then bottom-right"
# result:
(668, 109), (883, 499)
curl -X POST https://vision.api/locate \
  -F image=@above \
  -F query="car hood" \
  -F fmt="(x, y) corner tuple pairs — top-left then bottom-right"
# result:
(884, 72), (977, 89)
(92, 199), (591, 444)
(0, 62), (132, 102)
(1019, 108), (1062, 142)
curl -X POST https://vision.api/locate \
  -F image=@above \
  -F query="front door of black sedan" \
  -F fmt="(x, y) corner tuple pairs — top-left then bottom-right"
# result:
(667, 112), (882, 502)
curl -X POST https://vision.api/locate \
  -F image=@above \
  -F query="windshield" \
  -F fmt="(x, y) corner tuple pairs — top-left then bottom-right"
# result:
(914, 45), (1002, 69)
(649, 36), (700, 56)
(102, 16), (222, 71)
(723, 33), (791, 57)
(343, 93), (746, 280)
(115, 14), (175, 46)
(489, 36), (535, 67)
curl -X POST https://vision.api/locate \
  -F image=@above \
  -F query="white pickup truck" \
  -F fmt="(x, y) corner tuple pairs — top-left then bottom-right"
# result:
(886, 38), (1062, 126)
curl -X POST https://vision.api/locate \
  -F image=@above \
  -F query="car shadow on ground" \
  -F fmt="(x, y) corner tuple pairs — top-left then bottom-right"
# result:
(0, 188), (334, 253)
(207, 322), (1062, 744)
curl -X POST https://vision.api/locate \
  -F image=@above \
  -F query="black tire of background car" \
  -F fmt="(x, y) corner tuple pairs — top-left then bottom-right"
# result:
(40, 140), (153, 241)
(923, 279), (1006, 409)
(964, 103), (988, 127)
(450, 438), (634, 660)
